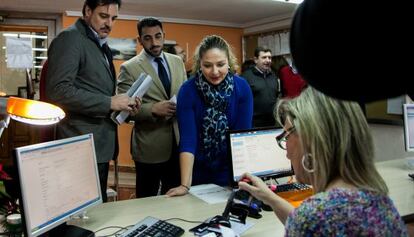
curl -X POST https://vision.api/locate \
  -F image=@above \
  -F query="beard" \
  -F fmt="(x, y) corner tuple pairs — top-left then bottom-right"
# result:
(144, 45), (162, 57)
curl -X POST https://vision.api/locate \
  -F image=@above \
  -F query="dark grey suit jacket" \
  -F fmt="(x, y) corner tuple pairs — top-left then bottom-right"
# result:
(45, 18), (117, 163)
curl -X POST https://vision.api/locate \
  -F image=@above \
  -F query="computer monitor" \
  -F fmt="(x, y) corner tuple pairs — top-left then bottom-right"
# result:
(403, 104), (414, 152)
(14, 134), (102, 237)
(227, 127), (293, 187)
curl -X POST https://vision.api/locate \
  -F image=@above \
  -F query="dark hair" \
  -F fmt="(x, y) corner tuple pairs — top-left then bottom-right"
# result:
(137, 17), (163, 37)
(192, 35), (238, 74)
(165, 45), (177, 55)
(241, 59), (255, 73)
(254, 46), (271, 57)
(289, 0), (412, 102)
(82, 0), (122, 16)
(271, 55), (289, 74)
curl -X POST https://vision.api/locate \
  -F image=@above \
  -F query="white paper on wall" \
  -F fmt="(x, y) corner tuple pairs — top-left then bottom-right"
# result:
(6, 37), (33, 68)
(273, 34), (281, 56)
(280, 32), (290, 55)
(387, 95), (404, 115)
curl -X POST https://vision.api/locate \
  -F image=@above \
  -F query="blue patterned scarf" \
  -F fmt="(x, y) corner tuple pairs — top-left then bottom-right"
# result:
(195, 72), (234, 161)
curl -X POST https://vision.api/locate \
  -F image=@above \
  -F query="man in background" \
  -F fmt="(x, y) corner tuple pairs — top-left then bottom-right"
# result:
(242, 46), (281, 127)
(166, 44), (186, 63)
(117, 17), (186, 198)
(166, 44), (192, 78)
(45, 0), (140, 202)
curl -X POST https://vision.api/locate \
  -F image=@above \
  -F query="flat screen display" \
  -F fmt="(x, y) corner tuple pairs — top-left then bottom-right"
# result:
(403, 104), (414, 152)
(15, 134), (102, 237)
(227, 127), (293, 186)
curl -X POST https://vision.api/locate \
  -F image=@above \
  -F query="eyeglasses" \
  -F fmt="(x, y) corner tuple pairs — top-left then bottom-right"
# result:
(275, 126), (296, 150)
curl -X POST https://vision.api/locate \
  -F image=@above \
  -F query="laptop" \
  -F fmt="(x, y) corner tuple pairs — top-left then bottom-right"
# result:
(226, 126), (293, 187)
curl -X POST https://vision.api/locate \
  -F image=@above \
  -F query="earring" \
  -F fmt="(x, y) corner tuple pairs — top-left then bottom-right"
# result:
(301, 154), (315, 173)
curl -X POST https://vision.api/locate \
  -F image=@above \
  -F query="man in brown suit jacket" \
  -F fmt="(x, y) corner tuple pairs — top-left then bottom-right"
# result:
(118, 17), (186, 198)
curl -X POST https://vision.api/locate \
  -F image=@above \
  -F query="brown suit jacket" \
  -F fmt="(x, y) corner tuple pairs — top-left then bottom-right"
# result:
(117, 50), (186, 163)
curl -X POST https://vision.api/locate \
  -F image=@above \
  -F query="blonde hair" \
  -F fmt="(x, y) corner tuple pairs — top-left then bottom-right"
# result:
(192, 35), (238, 74)
(276, 87), (388, 194)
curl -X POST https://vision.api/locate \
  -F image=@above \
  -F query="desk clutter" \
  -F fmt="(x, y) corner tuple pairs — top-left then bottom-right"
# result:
(187, 182), (313, 236)
(118, 216), (184, 237)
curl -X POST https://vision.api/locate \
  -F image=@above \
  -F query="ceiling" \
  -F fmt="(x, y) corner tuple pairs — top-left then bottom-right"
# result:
(0, 0), (298, 30)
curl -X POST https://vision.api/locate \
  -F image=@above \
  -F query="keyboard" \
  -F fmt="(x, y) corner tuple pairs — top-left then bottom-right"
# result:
(274, 183), (313, 208)
(274, 182), (311, 193)
(119, 216), (184, 237)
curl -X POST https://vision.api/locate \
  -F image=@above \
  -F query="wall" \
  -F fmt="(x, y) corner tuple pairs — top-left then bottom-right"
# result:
(0, 18), (56, 96)
(243, 28), (292, 61)
(63, 16), (244, 74)
(366, 100), (403, 124)
(62, 15), (244, 167)
(370, 123), (414, 162)
(243, 34), (259, 61)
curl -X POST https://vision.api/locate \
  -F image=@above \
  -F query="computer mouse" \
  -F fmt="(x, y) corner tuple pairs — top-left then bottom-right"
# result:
(209, 215), (231, 228)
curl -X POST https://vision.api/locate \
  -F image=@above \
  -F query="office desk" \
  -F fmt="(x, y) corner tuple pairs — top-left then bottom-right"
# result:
(77, 159), (414, 236)
(75, 194), (285, 236)
(375, 159), (414, 220)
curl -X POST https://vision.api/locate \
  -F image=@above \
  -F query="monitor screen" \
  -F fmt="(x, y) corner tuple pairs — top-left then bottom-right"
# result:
(403, 104), (414, 152)
(15, 134), (102, 237)
(227, 127), (293, 186)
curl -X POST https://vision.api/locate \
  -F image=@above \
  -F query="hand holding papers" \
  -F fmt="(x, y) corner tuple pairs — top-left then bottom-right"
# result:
(112, 73), (153, 125)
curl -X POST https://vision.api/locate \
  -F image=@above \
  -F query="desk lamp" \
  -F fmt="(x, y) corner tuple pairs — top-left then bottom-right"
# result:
(0, 96), (65, 137)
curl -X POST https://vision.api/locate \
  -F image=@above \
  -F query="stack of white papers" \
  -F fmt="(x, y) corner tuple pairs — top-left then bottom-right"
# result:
(189, 184), (232, 204)
(111, 73), (153, 125)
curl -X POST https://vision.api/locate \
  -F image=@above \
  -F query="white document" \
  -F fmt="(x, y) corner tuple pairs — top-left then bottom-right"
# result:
(169, 94), (177, 104)
(6, 37), (33, 68)
(165, 95), (177, 121)
(189, 184), (232, 204)
(229, 220), (254, 236)
(169, 94), (180, 143)
(219, 226), (240, 237)
(280, 31), (290, 55)
(111, 73), (153, 125)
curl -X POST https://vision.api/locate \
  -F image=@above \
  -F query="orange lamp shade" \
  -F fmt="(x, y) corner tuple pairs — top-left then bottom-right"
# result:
(6, 97), (65, 125)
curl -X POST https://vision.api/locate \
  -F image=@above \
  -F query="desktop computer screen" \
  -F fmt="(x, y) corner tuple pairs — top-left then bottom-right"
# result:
(403, 104), (414, 152)
(227, 127), (293, 186)
(14, 134), (102, 237)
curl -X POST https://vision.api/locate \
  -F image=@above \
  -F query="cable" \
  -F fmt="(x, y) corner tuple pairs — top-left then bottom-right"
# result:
(162, 217), (204, 224)
(85, 225), (131, 237)
(88, 218), (202, 236)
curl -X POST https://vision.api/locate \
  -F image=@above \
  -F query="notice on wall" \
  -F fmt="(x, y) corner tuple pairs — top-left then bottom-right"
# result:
(387, 95), (404, 115)
(6, 37), (33, 68)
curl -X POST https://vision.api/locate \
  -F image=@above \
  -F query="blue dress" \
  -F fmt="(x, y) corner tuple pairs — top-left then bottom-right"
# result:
(177, 75), (253, 186)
